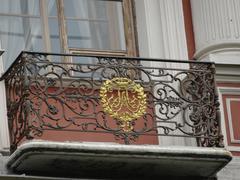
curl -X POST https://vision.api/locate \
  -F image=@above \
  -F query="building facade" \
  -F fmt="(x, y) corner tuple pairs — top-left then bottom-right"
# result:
(0, 0), (239, 179)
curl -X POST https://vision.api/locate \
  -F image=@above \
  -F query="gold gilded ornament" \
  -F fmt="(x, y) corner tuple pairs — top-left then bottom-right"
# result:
(100, 77), (147, 132)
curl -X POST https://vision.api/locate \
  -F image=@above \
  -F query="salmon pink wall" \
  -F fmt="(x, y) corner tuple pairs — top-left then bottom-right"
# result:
(182, 0), (196, 59)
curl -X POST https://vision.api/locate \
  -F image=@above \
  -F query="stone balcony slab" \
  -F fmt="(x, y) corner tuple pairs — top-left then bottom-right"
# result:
(7, 141), (232, 179)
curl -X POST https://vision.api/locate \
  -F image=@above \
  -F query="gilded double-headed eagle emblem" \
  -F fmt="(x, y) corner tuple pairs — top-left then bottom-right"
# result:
(100, 77), (147, 132)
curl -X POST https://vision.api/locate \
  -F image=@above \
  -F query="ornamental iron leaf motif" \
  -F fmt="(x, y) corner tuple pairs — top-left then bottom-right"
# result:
(100, 77), (147, 132)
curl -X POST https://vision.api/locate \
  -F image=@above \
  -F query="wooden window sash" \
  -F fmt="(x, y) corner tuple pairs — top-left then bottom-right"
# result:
(39, 0), (52, 53)
(122, 0), (137, 57)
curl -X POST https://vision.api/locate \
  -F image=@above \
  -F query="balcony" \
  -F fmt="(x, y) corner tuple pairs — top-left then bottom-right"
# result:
(0, 51), (231, 179)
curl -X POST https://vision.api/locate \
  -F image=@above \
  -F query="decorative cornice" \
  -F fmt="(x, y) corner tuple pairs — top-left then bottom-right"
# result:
(194, 43), (240, 59)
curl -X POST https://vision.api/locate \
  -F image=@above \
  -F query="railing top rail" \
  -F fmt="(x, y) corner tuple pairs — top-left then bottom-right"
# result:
(23, 51), (215, 64)
(0, 50), (214, 80)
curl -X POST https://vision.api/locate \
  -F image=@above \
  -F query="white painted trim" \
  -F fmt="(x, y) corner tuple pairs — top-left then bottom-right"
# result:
(158, 0), (188, 60)
(226, 98), (240, 143)
(226, 146), (240, 152)
(218, 87), (240, 152)
(135, 0), (164, 58)
(194, 43), (240, 60)
(218, 87), (229, 149)
(219, 87), (240, 94)
(191, 0), (240, 65)
(216, 77), (240, 83)
(135, 0), (188, 59)
(135, 0), (191, 146)
(0, 47), (10, 150)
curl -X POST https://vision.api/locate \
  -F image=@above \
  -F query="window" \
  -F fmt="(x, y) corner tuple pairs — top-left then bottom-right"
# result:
(0, 0), (137, 70)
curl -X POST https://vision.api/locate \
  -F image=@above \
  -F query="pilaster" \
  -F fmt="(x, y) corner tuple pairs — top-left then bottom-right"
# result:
(191, 0), (240, 63)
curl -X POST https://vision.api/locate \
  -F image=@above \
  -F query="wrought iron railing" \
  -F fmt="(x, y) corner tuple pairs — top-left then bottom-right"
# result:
(1, 51), (223, 152)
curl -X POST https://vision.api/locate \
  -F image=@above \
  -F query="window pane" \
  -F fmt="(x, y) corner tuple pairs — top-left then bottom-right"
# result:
(64, 0), (126, 51)
(64, 0), (108, 19)
(49, 18), (61, 53)
(0, 0), (43, 70)
(45, 0), (61, 54)
(0, 0), (40, 16)
(47, 0), (57, 17)
(0, 16), (43, 69)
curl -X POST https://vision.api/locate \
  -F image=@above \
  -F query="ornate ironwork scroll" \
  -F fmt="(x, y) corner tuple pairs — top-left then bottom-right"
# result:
(1, 51), (223, 152)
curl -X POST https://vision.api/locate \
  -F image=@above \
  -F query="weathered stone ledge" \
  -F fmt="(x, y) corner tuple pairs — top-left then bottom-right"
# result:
(5, 141), (232, 179)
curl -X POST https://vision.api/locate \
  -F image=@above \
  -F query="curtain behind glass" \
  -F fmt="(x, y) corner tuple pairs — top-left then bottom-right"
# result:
(0, 0), (43, 70)
(64, 0), (126, 51)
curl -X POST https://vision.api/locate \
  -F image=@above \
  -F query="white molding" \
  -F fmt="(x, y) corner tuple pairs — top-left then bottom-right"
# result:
(218, 87), (240, 95)
(135, 0), (164, 59)
(191, 0), (240, 64)
(194, 43), (240, 60)
(135, 0), (190, 95)
(218, 87), (240, 152)
(216, 76), (240, 83)
(218, 87), (229, 150)
(135, 0), (190, 146)
(227, 146), (240, 152)
(158, 0), (188, 60)
(0, 48), (10, 150)
(195, 46), (240, 64)
(135, 0), (188, 60)
(226, 98), (240, 143)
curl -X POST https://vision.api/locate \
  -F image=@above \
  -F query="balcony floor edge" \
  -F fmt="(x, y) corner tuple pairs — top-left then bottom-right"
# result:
(6, 140), (232, 179)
